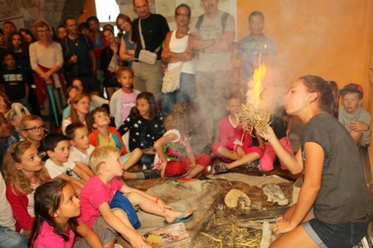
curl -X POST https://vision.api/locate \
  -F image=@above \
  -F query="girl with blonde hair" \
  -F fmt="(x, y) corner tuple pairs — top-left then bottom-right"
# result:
(2, 140), (50, 237)
(154, 102), (210, 178)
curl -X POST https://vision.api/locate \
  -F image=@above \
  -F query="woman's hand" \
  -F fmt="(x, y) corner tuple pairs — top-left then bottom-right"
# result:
(272, 219), (296, 235)
(259, 125), (276, 142)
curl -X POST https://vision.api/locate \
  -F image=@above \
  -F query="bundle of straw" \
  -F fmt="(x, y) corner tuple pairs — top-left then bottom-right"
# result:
(237, 103), (271, 135)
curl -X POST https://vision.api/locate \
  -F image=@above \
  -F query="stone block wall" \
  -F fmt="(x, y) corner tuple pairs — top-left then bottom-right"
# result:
(0, 0), (86, 31)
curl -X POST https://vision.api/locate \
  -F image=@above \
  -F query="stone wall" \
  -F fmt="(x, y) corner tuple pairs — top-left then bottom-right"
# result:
(0, 0), (85, 31)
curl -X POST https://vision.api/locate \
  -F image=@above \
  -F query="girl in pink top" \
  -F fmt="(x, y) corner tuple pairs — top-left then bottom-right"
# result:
(211, 95), (264, 174)
(29, 178), (116, 248)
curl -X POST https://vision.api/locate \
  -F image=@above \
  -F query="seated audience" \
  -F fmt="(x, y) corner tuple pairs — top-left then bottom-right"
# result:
(29, 178), (116, 248)
(79, 146), (193, 247)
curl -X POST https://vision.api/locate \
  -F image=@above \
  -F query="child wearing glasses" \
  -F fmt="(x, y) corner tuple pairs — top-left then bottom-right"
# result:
(20, 115), (47, 161)
(2, 140), (50, 238)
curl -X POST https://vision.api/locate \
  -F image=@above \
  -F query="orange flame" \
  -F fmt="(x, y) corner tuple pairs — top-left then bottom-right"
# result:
(251, 63), (266, 106)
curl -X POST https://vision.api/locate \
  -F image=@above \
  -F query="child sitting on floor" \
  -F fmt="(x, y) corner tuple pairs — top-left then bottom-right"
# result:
(124, 103), (211, 180)
(44, 133), (91, 194)
(29, 178), (116, 248)
(338, 83), (371, 147)
(20, 115), (47, 161)
(2, 141), (50, 236)
(154, 102), (211, 178)
(212, 95), (264, 174)
(88, 107), (142, 171)
(79, 146), (193, 247)
(118, 92), (165, 169)
(65, 122), (95, 168)
(62, 86), (94, 120)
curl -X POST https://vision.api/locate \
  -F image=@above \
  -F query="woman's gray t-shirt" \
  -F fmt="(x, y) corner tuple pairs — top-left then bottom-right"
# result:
(301, 112), (373, 224)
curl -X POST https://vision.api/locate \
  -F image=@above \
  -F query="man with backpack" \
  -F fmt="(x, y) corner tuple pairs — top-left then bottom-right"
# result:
(189, 0), (235, 150)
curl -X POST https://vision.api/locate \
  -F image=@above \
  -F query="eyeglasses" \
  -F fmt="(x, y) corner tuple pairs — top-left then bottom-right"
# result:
(23, 125), (46, 133)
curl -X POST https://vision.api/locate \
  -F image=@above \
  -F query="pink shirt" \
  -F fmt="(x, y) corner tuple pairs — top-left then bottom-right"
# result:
(33, 221), (75, 248)
(79, 176), (123, 227)
(219, 115), (252, 150)
(120, 90), (137, 124)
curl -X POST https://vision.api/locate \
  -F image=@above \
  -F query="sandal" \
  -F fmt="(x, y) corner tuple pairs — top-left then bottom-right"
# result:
(212, 162), (228, 175)
(163, 211), (194, 226)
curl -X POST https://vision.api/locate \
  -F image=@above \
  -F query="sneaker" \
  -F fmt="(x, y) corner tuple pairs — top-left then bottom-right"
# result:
(212, 162), (228, 175)
(143, 170), (161, 179)
(114, 244), (123, 248)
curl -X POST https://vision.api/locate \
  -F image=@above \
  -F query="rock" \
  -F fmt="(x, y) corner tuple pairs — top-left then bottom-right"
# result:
(224, 189), (251, 209)
(262, 184), (289, 206)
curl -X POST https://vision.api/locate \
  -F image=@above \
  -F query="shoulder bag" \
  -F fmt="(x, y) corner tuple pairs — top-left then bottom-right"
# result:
(138, 19), (160, 65)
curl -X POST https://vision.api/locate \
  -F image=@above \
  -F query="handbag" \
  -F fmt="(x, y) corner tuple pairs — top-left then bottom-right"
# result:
(139, 49), (158, 65)
(162, 64), (182, 93)
(137, 19), (161, 65)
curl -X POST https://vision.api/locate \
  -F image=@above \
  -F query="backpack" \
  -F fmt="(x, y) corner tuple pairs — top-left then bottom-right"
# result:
(195, 12), (229, 33)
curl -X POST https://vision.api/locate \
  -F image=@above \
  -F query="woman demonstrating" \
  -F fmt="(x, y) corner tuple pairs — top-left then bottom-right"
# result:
(116, 14), (135, 67)
(262, 75), (372, 248)
(161, 4), (195, 116)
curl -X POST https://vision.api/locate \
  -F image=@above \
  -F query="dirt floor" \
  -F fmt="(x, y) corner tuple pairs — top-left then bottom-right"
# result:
(116, 164), (298, 248)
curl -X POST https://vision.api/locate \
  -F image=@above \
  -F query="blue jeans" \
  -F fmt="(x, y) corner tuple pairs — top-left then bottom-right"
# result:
(0, 225), (28, 248)
(303, 216), (368, 248)
(162, 72), (195, 116)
